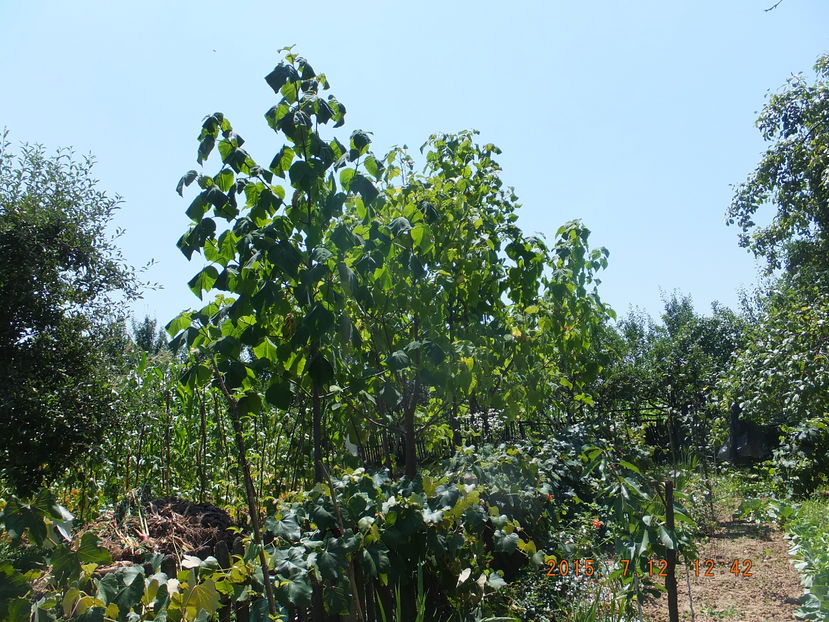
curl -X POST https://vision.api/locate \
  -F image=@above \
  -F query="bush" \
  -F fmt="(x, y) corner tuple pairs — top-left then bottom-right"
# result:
(1, 436), (697, 621)
(264, 450), (560, 619)
(772, 417), (829, 496)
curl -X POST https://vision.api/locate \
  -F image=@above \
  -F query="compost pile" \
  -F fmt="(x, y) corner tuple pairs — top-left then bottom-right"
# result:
(88, 497), (236, 564)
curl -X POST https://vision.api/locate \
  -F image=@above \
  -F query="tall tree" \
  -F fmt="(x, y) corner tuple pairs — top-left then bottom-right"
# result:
(724, 53), (829, 492)
(0, 134), (142, 494)
(727, 52), (829, 279)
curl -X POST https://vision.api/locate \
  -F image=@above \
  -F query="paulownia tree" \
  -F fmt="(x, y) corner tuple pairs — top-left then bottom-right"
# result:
(169, 48), (615, 616)
(327, 131), (546, 478)
(170, 48), (359, 616)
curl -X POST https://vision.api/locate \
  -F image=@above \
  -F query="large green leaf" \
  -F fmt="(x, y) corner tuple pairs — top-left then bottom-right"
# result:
(269, 241), (303, 278)
(289, 161), (315, 192)
(181, 579), (219, 620)
(253, 337), (279, 362)
(237, 393), (263, 417)
(388, 217), (412, 237)
(265, 380), (293, 409)
(386, 351), (411, 372)
(360, 544), (390, 578)
(177, 169), (198, 196)
(269, 146), (295, 177)
(1, 498), (47, 545)
(267, 515), (301, 542)
(77, 533), (112, 564)
(493, 531), (519, 553)
(350, 130), (371, 152)
(350, 174), (378, 205)
(265, 64), (299, 94)
(0, 563), (29, 616)
(214, 168), (234, 192)
(275, 574), (311, 607)
(51, 544), (81, 583)
(317, 539), (345, 582)
(178, 218), (217, 261)
(113, 566), (146, 616)
(363, 155), (383, 181)
(165, 311), (192, 337)
(308, 353), (334, 385)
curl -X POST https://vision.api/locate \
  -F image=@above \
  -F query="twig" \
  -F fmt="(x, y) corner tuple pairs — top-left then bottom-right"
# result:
(685, 561), (696, 622)
(765, 0), (784, 11)
(211, 360), (278, 617)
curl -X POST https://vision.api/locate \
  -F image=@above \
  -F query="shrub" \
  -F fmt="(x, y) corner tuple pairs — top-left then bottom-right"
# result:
(773, 417), (829, 496)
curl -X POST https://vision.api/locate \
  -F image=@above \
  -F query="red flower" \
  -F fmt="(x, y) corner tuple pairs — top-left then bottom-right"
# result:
(547, 494), (553, 501)
(592, 519), (602, 529)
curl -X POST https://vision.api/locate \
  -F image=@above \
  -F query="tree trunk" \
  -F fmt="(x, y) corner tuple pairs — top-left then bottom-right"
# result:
(403, 406), (417, 480)
(198, 392), (208, 501)
(450, 401), (461, 447)
(313, 380), (324, 483)
(729, 401), (741, 463)
(215, 369), (277, 618)
(164, 390), (172, 492)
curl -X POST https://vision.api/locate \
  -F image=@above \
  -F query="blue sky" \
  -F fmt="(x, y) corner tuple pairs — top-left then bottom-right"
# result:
(2, 1), (828, 326)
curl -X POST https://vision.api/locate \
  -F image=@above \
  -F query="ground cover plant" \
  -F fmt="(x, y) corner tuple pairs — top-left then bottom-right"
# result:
(787, 497), (829, 620)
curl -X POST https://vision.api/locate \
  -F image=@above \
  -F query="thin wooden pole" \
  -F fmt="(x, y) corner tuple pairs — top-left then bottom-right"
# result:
(213, 365), (277, 617)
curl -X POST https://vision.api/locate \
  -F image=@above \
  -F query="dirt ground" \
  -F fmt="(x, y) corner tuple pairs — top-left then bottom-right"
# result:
(643, 516), (802, 621)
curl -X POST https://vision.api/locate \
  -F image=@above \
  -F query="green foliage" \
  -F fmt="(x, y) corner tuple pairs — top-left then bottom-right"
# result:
(580, 444), (698, 605)
(734, 495), (797, 525)
(772, 417), (829, 496)
(169, 48), (612, 496)
(788, 497), (829, 620)
(598, 293), (743, 462)
(722, 51), (829, 503)
(727, 52), (829, 276)
(0, 134), (143, 495)
(2, 47), (726, 622)
(723, 280), (828, 431)
(721, 277), (828, 496)
(264, 450), (554, 618)
(566, 587), (627, 622)
(0, 490), (282, 622)
(2, 429), (692, 620)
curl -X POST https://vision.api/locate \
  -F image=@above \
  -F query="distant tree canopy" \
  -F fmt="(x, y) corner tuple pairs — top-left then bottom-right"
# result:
(596, 294), (743, 457)
(131, 316), (169, 355)
(0, 134), (142, 494)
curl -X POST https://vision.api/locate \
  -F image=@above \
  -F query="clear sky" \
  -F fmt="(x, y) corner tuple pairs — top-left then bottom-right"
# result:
(2, 1), (828, 326)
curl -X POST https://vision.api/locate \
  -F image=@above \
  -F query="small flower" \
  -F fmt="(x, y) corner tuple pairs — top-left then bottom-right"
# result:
(547, 494), (553, 501)
(592, 519), (602, 529)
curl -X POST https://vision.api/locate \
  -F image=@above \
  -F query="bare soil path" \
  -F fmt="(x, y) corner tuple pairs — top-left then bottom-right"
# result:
(643, 515), (802, 621)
